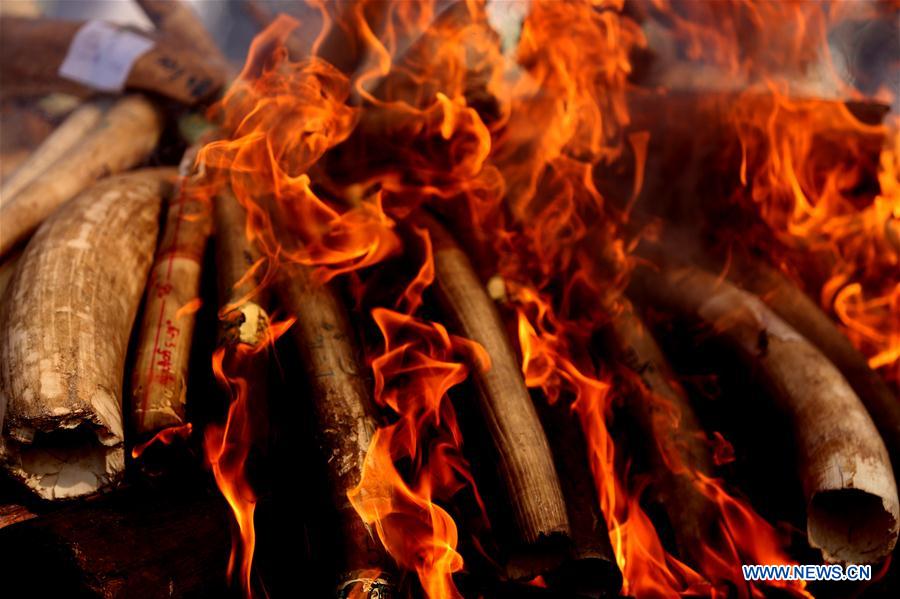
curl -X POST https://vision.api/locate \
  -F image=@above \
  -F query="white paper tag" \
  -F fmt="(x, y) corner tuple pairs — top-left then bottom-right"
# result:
(58, 20), (155, 92)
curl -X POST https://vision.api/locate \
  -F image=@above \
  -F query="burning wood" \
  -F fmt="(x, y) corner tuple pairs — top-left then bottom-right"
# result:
(0, 94), (162, 258)
(131, 144), (212, 436)
(0, 168), (174, 500)
(0, 99), (106, 203)
(0, 15), (227, 104)
(276, 263), (393, 595)
(630, 262), (900, 564)
(419, 213), (571, 578)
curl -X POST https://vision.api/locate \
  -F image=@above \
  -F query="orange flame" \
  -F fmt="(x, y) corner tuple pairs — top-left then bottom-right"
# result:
(641, 0), (899, 383)
(200, 14), (399, 280)
(515, 285), (701, 596)
(131, 422), (193, 459)
(206, 344), (259, 597)
(175, 297), (204, 320)
(724, 56), (899, 384)
(514, 284), (808, 598)
(204, 318), (293, 597)
(199, 10), (491, 597)
(484, 1), (809, 593)
(349, 306), (489, 599)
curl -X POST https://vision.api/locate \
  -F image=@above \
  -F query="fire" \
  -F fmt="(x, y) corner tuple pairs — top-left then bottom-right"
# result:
(201, 14), (399, 279)
(514, 284), (806, 597)
(349, 307), (489, 599)
(130, 422), (192, 459)
(191, 0), (893, 596)
(485, 1), (810, 595)
(205, 316), (293, 597)
(206, 345), (258, 596)
(199, 9), (491, 598)
(642, 0), (899, 382)
(175, 297), (204, 320)
(719, 25), (899, 384)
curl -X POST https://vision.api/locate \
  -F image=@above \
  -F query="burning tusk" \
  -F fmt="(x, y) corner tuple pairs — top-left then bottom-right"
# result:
(214, 187), (270, 347)
(630, 263), (900, 564)
(726, 255), (900, 471)
(607, 302), (721, 566)
(0, 168), (175, 500)
(419, 213), (571, 578)
(275, 262), (394, 594)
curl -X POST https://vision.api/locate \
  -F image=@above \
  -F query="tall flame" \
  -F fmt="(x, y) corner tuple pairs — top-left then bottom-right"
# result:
(513, 283), (807, 598)
(514, 285), (703, 596)
(206, 345), (258, 596)
(204, 318), (293, 597)
(349, 304), (490, 598)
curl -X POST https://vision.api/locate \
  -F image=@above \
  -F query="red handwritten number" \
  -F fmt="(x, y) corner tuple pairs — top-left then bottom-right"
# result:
(155, 282), (174, 298)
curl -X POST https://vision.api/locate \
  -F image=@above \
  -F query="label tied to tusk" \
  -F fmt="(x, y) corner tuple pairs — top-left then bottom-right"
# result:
(58, 20), (155, 92)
